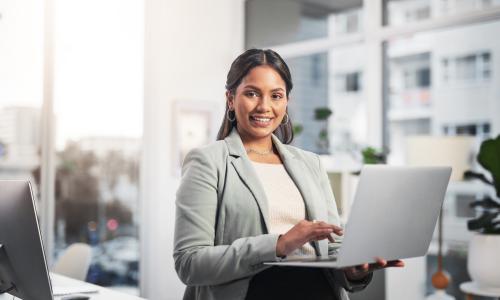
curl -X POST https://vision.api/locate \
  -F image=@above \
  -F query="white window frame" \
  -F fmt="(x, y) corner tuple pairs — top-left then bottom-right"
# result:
(262, 1), (500, 149)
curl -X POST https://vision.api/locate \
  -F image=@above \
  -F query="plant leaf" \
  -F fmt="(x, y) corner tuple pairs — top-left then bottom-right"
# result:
(314, 107), (333, 120)
(484, 221), (500, 234)
(477, 135), (500, 198)
(467, 211), (498, 231)
(463, 170), (493, 186)
(470, 197), (500, 209)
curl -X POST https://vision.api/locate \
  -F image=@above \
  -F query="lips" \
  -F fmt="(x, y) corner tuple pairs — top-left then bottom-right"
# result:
(250, 115), (273, 127)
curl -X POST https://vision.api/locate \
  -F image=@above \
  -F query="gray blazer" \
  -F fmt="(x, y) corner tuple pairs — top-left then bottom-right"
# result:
(174, 129), (371, 300)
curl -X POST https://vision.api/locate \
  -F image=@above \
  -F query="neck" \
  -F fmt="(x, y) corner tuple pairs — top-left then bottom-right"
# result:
(237, 130), (273, 152)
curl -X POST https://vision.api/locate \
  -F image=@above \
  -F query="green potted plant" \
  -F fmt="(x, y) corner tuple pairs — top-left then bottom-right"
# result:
(463, 134), (500, 289)
(314, 107), (332, 154)
(361, 147), (387, 165)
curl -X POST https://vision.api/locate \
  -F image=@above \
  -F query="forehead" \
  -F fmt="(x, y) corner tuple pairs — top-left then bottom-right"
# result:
(240, 65), (286, 89)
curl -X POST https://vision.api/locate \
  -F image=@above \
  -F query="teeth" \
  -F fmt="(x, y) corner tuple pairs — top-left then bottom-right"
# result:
(252, 117), (271, 122)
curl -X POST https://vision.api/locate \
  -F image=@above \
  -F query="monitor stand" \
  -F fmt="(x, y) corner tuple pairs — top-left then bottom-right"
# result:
(0, 244), (18, 295)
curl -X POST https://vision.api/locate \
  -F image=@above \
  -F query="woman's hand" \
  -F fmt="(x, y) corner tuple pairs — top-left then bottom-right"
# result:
(276, 220), (343, 257)
(344, 257), (405, 281)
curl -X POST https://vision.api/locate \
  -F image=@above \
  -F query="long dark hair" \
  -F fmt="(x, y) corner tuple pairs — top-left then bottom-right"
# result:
(216, 49), (294, 144)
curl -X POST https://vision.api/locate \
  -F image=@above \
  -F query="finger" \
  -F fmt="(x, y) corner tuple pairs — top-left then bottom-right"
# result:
(307, 229), (332, 242)
(374, 257), (387, 267)
(312, 233), (335, 243)
(367, 259), (405, 271)
(313, 228), (334, 236)
(356, 263), (369, 272)
(327, 234), (335, 243)
(387, 260), (405, 267)
(315, 222), (343, 236)
(316, 233), (335, 243)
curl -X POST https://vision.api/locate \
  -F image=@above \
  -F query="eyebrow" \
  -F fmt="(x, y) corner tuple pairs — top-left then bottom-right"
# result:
(243, 85), (285, 92)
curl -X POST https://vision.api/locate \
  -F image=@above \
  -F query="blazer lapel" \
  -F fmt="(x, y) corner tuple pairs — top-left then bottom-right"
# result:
(225, 130), (271, 232)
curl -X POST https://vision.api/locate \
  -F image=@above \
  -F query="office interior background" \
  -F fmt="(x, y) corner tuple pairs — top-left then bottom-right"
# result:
(1, 0), (499, 299)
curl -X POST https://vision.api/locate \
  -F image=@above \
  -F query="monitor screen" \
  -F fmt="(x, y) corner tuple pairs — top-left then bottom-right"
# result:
(0, 180), (53, 300)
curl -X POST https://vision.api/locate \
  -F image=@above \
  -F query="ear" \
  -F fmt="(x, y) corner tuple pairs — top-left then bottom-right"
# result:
(226, 91), (234, 110)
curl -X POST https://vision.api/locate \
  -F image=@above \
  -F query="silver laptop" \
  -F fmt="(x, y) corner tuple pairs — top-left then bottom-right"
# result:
(265, 165), (452, 268)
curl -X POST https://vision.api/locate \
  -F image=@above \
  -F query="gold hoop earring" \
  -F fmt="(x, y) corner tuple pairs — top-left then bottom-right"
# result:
(281, 113), (289, 125)
(227, 110), (236, 122)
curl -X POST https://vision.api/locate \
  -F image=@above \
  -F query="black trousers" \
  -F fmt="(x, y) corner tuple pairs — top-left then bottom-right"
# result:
(245, 267), (336, 300)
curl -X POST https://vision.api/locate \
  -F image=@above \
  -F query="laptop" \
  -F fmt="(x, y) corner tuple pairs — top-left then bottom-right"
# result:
(265, 165), (452, 268)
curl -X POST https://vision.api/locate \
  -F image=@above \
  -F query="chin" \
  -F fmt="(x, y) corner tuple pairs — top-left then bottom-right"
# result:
(250, 127), (277, 138)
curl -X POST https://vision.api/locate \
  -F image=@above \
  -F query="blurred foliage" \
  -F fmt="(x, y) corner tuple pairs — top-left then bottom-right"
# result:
(32, 142), (137, 243)
(362, 147), (387, 165)
(314, 107), (332, 121)
(464, 135), (500, 234)
(293, 124), (304, 136)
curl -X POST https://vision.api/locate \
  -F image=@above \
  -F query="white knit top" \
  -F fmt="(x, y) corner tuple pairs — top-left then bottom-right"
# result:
(251, 161), (316, 256)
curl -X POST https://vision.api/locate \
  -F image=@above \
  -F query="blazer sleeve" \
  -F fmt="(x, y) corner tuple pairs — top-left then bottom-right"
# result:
(316, 155), (373, 293)
(173, 148), (280, 286)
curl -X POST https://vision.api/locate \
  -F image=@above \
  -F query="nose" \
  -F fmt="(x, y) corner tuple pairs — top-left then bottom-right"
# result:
(256, 95), (271, 112)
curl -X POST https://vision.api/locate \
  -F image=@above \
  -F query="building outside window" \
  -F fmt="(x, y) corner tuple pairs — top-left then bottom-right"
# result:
(0, 0), (143, 295)
(384, 1), (500, 298)
(0, 0), (44, 207)
(248, 0), (500, 298)
(51, 0), (143, 293)
(335, 71), (362, 93)
(442, 51), (492, 83)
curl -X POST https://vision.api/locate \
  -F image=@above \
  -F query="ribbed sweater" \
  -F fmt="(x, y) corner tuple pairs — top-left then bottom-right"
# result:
(251, 161), (316, 256)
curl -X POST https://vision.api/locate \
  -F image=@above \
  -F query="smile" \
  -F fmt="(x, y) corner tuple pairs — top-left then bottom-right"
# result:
(250, 116), (273, 127)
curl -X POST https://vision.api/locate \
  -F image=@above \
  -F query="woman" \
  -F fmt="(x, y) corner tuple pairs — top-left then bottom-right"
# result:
(174, 49), (404, 300)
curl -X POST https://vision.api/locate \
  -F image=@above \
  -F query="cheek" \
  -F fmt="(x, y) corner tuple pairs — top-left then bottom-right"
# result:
(275, 103), (287, 115)
(235, 101), (254, 116)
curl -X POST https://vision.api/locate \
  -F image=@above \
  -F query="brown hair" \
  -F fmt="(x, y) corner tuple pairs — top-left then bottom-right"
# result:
(216, 49), (294, 144)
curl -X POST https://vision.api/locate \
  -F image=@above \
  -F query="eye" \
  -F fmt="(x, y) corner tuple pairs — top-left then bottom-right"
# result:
(272, 93), (284, 100)
(245, 91), (259, 98)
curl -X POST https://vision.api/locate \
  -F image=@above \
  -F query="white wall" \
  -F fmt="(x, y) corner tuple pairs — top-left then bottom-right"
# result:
(141, 0), (244, 299)
(386, 257), (427, 300)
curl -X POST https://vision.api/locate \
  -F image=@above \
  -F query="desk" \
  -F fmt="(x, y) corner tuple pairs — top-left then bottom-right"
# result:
(0, 274), (146, 300)
(460, 281), (500, 300)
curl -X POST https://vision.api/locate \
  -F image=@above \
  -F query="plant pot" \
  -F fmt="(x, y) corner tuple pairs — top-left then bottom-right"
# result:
(467, 234), (500, 289)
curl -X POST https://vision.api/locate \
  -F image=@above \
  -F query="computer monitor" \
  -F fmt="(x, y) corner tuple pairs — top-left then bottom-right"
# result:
(0, 180), (53, 300)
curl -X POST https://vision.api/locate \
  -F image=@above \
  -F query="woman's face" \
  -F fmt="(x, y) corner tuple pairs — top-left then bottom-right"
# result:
(228, 65), (288, 143)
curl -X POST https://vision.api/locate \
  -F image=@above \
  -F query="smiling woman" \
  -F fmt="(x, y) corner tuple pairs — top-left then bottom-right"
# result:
(173, 49), (402, 300)
(217, 49), (294, 155)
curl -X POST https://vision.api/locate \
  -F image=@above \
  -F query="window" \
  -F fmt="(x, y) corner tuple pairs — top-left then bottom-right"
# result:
(439, 0), (500, 15)
(386, 0), (431, 26)
(244, 0), (500, 298)
(52, 0), (143, 292)
(335, 72), (362, 93)
(287, 53), (330, 154)
(442, 51), (492, 83)
(0, 0), (43, 202)
(443, 122), (491, 138)
(388, 52), (431, 109)
(332, 8), (363, 36)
